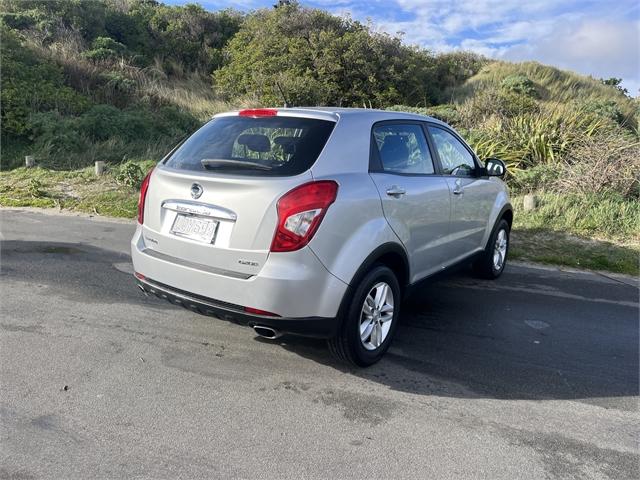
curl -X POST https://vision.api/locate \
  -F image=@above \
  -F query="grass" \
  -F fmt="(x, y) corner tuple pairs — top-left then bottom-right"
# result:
(512, 192), (640, 240)
(0, 165), (144, 217)
(510, 193), (639, 275)
(1, 166), (637, 276)
(449, 61), (636, 122)
(510, 229), (638, 276)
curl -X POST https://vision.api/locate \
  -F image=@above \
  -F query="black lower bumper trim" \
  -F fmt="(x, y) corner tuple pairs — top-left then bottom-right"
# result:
(137, 277), (339, 339)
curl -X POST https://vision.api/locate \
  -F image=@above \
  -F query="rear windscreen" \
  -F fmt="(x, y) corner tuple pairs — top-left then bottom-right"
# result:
(164, 116), (335, 176)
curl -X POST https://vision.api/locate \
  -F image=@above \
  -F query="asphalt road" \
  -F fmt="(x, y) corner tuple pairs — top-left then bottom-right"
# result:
(1, 209), (638, 480)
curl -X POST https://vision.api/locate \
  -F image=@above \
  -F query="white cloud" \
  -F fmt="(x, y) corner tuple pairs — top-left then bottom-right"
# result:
(500, 19), (640, 94)
(184, 0), (640, 94)
(346, 0), (640, 95)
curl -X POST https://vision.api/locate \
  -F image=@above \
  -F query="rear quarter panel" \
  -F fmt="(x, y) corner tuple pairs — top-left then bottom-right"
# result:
(308, 172), (404, 285)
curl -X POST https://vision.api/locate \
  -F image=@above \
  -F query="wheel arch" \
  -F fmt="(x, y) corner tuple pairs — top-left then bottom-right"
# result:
(500, 204), (513, 228)
(333, 241), (409, 336)
(485, 203), (513, 251)
(349, 242), (410, 290)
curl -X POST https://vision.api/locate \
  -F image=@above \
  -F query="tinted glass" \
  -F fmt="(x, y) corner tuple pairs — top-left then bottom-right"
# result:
(428, 126), (476, 176)
(372, 124), (435, 174)
(165, 116), (335, 176)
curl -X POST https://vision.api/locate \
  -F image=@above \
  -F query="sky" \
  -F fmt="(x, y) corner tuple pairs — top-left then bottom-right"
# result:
(165, 0), (640, 95)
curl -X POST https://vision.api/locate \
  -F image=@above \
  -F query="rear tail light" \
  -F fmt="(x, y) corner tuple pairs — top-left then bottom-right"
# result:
(238, 109), (277, 117)
(137, 167), (154, 224)
(271, 181), (338, 252)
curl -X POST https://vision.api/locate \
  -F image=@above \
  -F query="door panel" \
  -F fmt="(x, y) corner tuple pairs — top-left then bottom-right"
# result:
(445, 176), (497, 255)
(428, 125), (497, 260)
(370, 174), (451, 281)
(369, 122), (451, 282)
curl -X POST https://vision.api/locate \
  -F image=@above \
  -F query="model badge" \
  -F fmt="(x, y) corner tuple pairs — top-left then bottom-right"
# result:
(238, 259), (259, 267)
(190, 183), (203, 199)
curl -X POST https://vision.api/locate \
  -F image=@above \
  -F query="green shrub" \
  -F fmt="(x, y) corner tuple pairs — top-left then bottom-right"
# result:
(78, 105), (127, 141)
(426, 105), (462, 126)
(91, 36), (126, 53)
(507, 164), (557, 194)
(581, 99), (624, 125)
(0, 11), (37, 30)
(83, 36), (126, 62)
(152, 106), (201, 138)
(78, 105), (179, 142)
(501, 74), (538, 97)
(29, 112), (88, 155)
(0, 27), (90, 136)
(27, 178), (46, 198)
(214, 3), (436, 107)
(115, 161), (145, 188)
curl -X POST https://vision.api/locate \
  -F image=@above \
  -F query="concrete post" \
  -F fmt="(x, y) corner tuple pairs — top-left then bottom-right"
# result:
(523, 193), (537, 211)
(95, 161), (106, 176)
(25, 155), (35, 168)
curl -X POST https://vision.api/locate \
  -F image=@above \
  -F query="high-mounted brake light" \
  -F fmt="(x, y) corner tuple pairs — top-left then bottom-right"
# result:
(271, 181), (338, 252)
(238, 108), (278, 117)
(137, 167), (154, 224)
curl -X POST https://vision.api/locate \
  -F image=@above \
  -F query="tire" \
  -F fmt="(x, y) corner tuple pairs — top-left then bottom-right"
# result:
(473, 218), (510, 279)
(328, 265), (401, 367)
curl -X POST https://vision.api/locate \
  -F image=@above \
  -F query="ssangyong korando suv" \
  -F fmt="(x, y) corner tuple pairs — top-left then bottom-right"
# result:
(132, 108), (512, 366)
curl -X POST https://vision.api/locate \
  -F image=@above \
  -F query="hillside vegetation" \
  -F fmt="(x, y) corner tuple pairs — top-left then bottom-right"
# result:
(1, 0), (638, 273)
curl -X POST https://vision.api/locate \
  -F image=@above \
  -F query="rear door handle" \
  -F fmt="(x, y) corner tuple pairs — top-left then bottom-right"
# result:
(452, 179), (464, 195)
(386, 186), (406, 198)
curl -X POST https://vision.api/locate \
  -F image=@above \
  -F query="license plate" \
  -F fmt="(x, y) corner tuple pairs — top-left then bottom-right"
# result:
(170, 214), (218, 243)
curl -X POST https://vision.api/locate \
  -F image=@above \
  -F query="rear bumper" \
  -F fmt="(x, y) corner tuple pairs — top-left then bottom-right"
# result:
(131, 225), (348, 319)
(137, 276), (339, 338)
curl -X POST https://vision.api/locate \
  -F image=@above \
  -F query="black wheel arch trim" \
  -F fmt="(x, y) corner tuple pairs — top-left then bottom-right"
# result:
(347, 242), (410, 288)
(486, 203), (513, 251)
(499, 202), (514, 226)
(333, 242), (409, 333)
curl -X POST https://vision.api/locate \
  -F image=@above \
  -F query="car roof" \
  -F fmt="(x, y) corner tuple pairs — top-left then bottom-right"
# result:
(215, 107), (448, 126)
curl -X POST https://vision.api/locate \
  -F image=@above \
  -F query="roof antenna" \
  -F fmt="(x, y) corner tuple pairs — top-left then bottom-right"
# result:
(275, 81), (290, 108)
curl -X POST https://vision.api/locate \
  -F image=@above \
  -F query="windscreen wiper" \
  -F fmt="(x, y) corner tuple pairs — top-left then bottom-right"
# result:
(201, 159), (272, 171)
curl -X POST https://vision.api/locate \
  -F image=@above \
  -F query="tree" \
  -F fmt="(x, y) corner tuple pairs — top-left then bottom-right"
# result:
(213, 3), (436, 107)
(600, 77), (629, 96)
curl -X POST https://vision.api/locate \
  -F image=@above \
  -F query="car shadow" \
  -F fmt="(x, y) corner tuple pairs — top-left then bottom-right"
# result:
(4, 240), (638, 404)
(261, 269), (639, 404)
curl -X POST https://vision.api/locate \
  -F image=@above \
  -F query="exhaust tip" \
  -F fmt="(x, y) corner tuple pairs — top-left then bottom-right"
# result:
(253, 325), (281, 340)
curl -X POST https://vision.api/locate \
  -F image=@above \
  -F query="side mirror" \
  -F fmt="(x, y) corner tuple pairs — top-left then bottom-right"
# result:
(485, 158), (506, 177)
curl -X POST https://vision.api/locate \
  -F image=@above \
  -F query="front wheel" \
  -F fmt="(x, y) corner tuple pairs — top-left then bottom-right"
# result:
(328, 265), (400, 367)
(473, 218), (510, 279)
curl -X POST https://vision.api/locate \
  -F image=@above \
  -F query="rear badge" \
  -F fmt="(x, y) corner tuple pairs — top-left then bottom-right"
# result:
(190, 183), (203, 199)
(238, 259), (259, 267)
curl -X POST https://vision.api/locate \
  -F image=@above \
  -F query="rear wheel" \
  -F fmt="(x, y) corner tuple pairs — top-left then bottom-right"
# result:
(328, 265), (400, 367)
(473, 218), (510, 279)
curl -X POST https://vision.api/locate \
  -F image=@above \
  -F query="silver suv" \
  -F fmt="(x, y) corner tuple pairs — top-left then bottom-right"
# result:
(132, 108), (512, 366)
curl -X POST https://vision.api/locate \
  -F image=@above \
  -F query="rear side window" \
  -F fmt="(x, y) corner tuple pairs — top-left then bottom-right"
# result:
(164, 116), (335, 176)
(372, 124), (435, 175)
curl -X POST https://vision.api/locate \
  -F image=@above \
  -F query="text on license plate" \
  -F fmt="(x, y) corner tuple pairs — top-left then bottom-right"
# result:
(170, 214), (219, 243)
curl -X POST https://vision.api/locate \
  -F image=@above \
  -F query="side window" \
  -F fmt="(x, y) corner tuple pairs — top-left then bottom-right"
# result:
(428, 126), (476, 176)
(372, 124), (435, 175)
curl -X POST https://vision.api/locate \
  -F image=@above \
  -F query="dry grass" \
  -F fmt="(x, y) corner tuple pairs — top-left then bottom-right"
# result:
(23, 27), (236, 121)
(555, 134), (640, 199)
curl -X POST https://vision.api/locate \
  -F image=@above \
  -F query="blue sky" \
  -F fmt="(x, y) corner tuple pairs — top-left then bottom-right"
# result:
(166, 0), (640, 94)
